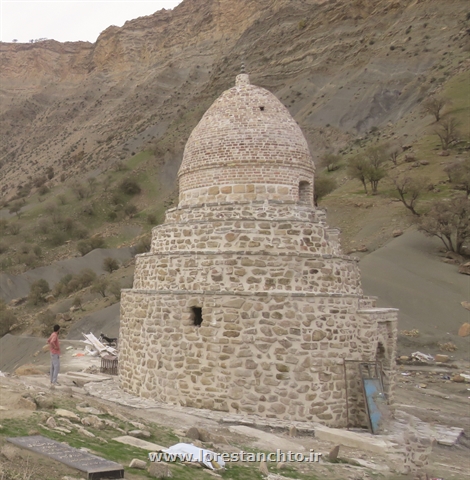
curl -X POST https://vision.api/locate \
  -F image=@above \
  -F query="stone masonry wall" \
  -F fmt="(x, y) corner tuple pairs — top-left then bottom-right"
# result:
(178, 167), (314, 206)
(164, 201), (324, 223)
(343, 309), (398, 427)
(133, 253), (362, 295)
(119, 291), (393, 426)
(151, 219), (338, 256)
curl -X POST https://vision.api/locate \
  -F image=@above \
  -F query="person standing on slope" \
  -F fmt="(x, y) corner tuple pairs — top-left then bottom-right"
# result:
(48, 324), (61, 386)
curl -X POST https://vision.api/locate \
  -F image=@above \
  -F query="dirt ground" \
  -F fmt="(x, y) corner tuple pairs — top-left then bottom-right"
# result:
(0, 343), (469, 480)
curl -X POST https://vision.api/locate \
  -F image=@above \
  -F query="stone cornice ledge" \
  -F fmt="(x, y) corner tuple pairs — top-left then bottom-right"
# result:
(357, 308), (399, 314)
(122, 289), (363, 298)
(136, 250), (359, 262)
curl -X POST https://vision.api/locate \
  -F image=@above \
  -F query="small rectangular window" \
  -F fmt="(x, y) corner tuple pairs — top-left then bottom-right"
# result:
(191, 307), (203, 326)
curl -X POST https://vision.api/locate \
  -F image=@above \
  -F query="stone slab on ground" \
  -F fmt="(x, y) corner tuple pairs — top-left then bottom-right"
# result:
(7, 435), (124, 479)
(228, 425), (305, 453)
(66, 372), (113, 383)
(84, 379), (157, 409)
(314, 425), (390, 454)
(395, 411), (464, 446)
(112, 435), (166, 451)
(423, 425), (463, 446)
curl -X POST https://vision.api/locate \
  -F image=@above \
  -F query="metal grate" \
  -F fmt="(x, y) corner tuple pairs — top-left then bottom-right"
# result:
(100, 355), (118, 375)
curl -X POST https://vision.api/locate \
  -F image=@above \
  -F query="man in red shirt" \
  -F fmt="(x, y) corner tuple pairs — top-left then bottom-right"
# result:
(47, 324), (61, 386)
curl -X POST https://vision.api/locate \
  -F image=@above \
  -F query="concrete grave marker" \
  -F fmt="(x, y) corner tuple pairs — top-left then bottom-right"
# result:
(7, 435), (124, 479)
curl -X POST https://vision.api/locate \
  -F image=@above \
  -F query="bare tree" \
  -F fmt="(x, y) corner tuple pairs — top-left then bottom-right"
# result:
(364, 145), (388, 194)
(422, 96), (449, 122)
(391, 175), (429, 216)
(348, 155), (370, 194)
(102, 175), (112, 192)
(444, 158), (470, 198)
(71, 181), (88, 200)
(387, 143), (401, 166)
(91, 278), (108, 297)
(9, 201), (22, 218)
(434, 117), (459, 150)
(418, 196), (470, 254)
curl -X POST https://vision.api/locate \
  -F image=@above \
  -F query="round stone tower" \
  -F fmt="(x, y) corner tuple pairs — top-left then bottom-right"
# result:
(119, 74), (398, 427)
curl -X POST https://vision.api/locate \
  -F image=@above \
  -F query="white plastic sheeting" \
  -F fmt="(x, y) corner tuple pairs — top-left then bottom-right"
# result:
(82, 332), (117, 357)
(160, 443), (225, 470)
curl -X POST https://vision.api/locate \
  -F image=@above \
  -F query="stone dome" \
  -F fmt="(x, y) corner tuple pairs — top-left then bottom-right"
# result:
(178, 74), (315, 207)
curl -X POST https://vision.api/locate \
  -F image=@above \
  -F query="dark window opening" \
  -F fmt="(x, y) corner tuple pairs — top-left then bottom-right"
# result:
(191, 307), (203, 327)
(299, 180), (312, 205)
(259, 106), (265, 111)
(376, 342), (385, 362)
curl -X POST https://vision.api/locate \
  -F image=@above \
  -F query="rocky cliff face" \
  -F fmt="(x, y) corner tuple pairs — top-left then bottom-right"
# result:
(0, 0), (468, 197)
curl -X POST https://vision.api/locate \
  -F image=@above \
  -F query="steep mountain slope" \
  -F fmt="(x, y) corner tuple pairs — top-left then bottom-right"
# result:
(1, 0), (468, 197)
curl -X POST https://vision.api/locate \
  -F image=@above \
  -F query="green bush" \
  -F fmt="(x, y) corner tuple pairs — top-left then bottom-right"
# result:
(9, 202), (22, 217)
(37, 219), (52, 234)
(314, 175), (337, 206)
(72, 296), (82, 309)
(90, 236), (105, 250)
(91, 277), (108, 297)
(111, 192), (125, 205)
(77, 269), (97, 288)
(0, 301), (17, 336)
(147, 213), (157, 225)
(53, 274), (71, 296)
(48, 230), (67, 247)
(28, 279), (50, 305)
(77, 241), (92, 256)
(20, 252), (37, 267)
(109, 281), (122, 301)
(33, 176), (47, 188)
(63, 217), (75, 232)
(73, 226), (89, 240)
(39, 310), (56, 337)
(103, 257), (119, 273)
(38, 185), (49, 196)
(124, 204), (138, 217)
(82, 203), (95, 216)
(54, 269), (97, 296)
(119, 178), (141, 196)
(133, 235), (151, 254)
(77, 236), (105, 256)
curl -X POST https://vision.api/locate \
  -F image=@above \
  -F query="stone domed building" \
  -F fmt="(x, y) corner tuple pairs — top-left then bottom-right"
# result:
(119, 74), (398, 427)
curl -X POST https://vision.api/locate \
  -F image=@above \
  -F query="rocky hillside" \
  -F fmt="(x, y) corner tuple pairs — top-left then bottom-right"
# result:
(1, 0), (469, 197)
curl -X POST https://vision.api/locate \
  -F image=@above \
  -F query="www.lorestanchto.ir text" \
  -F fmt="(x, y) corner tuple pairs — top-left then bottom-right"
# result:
(149, 449), (323, 463)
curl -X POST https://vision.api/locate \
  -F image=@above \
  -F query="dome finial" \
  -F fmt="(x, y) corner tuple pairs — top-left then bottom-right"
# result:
(236, 62), (250, 87)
